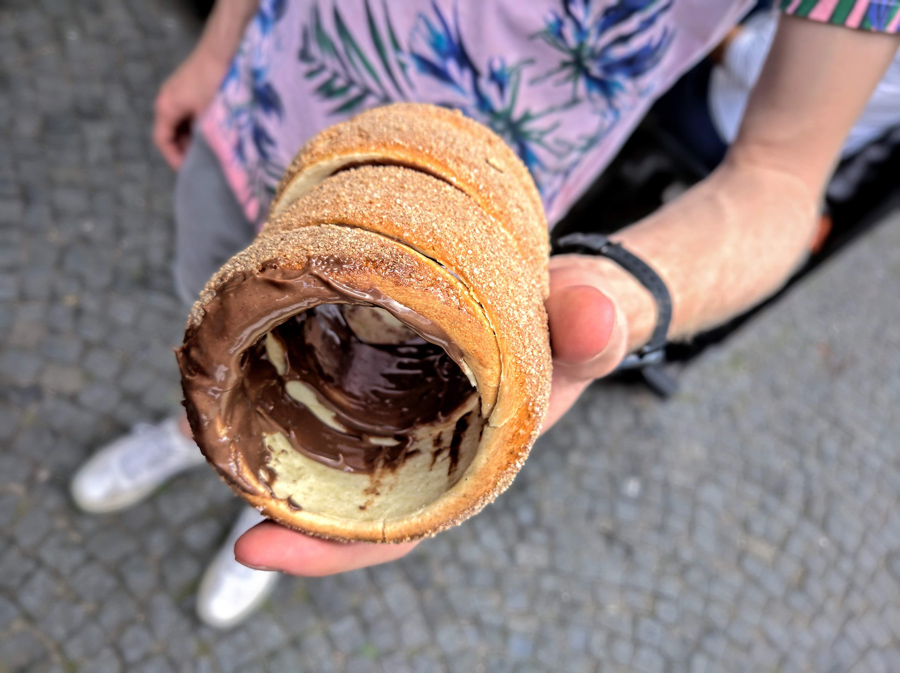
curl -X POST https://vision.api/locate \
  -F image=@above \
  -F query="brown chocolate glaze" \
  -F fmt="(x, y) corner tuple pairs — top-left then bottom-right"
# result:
(242, 303), (474, 473)
(177, 264), (476, 494)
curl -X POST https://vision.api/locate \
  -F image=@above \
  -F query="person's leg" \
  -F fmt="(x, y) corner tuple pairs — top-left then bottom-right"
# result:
(171, 139), (278, 628)
(71, 135), (257, 512)
(172, 138), (278, 628)
(70, 135), (255, 513)
(172, 135), (258, 308)
(196, 506), (276, 630)
(169, 135), (260, 435)
(71, 133), (277, 628)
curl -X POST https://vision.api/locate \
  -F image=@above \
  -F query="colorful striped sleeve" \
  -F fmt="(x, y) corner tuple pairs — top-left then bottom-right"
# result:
(781, 0), (900, 33)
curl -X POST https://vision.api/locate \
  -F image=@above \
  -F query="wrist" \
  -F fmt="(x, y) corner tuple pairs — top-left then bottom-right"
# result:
(723, 139), (824, 203)
(191, 37), (239, 73)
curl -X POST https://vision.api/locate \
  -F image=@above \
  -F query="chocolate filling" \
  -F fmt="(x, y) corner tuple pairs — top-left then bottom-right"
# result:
(177, 265), (477, 496)
(242, 304), (474, 474)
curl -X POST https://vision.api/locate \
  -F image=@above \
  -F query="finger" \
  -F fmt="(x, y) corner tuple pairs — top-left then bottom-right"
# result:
(234, 521), (420, 577)
(538, 256), (632, 433)
(541, 371), (592, 433)
(546, 261), (628, 382)
(541, 313), (627, 432)
(152, 97), (186, 170)
(546, 284), (615, 364)
(153, 114), (184, 170)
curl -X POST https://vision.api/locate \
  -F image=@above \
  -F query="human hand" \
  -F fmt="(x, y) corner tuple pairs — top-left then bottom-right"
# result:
(153, 50), (229, 169)
(233, 262), (633, 576)
(540, 258), (631, 430)
(235, 522), (420, 576)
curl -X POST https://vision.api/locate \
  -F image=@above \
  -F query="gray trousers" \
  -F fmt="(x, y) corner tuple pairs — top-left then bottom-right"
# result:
(172, 136), (257, 307)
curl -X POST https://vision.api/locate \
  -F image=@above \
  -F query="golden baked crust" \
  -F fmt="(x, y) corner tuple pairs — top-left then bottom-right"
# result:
(179, 103), (552, 542)
(271, 102), (550, 298)
(266, 164), (549, 430)
(183, 225), (502, 542)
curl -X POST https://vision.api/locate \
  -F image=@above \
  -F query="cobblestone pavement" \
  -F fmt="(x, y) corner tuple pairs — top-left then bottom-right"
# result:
(3, 1), (900, 672)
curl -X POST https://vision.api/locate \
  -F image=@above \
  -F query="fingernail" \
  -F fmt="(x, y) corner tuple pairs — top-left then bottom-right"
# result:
(548, 285), (616, 365)
(238, 559), (276, 572)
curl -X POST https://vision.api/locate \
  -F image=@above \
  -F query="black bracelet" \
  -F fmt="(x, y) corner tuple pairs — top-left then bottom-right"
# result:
(552, 232), (672, 370)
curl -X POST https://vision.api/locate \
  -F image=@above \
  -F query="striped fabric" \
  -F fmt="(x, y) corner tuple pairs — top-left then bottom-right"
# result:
(781, 0), (900, 32)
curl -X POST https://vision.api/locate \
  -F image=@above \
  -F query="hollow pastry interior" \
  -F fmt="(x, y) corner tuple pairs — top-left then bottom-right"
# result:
(180, 104), (553, 541)
(244, 302), (485, 521)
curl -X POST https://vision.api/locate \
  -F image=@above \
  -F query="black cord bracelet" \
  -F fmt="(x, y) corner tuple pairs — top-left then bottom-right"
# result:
(552, 232), (672, 370)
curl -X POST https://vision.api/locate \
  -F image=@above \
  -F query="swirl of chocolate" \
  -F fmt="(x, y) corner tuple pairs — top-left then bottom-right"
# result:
(178, 265), (478, 495)
(243, 303), (475, 474)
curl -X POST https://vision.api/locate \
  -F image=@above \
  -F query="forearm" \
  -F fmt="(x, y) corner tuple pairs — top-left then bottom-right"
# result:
(194, 0), (259, 66)
(153, 0), (259, 168)
(733, 16), (900, 197)
(605, 18), (900, 349)
(613, 158), (818, 345)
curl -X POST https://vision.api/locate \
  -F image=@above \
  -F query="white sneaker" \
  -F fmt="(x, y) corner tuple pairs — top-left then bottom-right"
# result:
(70, 416), (207, 514)
(196, 507), (279, 629)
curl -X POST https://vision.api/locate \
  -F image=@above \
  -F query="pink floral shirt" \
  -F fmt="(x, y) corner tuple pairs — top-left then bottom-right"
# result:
(199, 0), (897, 227)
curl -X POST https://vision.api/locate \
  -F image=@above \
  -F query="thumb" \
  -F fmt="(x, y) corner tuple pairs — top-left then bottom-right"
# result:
(540, 256), (631, 432)
(546, 284), (615, 365)
(546, 256), (629, 382)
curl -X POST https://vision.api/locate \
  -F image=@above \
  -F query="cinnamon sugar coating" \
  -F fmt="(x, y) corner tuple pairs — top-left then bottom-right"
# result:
(273, 102), (550, 297)
(181, 103), (552, 542)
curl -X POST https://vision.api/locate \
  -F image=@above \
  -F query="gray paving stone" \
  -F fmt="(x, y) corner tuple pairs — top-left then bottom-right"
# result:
(160, 551), (201, 595)
(400, 611), (433, 649)
(18, 568), (61, 619)
(90, 528), (140, 565)
(40, 396), (99, 444)
(0, 547), (35, 592)
(70, 562), (117, 603)
(367, 615), (401, 653)
(13, 507), (53, 550)
(64, 622), (108, 660)
(0, 452), (33, 489)
(0, 595), (18, 631)
(4, 1), (900, 672)
(506, 632), (534, 660)
(118, 622), (156, 664)
(118, 552), (159, 599)
(213, 629), (260, 673)
(83, 346), (124, 381)
(0, 347), (43, 385)
(0, 404), (19, 442)
(0, 273), (19, 300)
(382, 581), (420, 620)
(133, 655), (177, 673)
(95, 592), (140, 633)
(39, 362), (85, 394)
(77, 381), (122, 413)
(328, 613), (367, 655)
(179, 518), (222, 555)
(610, 636), (633, 666)
(0, 629), (50, 671)
(36, 600), (90, 642)
(242, 611), (291, 657)
(265, 645), (309, 673)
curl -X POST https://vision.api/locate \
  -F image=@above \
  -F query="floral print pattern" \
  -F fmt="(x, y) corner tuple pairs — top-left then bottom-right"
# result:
(294, 0), (674, 205)
(202, 0), (753, 224)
